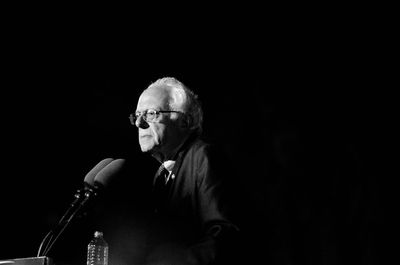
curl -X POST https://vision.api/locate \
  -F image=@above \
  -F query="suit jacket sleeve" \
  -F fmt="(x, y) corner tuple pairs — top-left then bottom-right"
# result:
(185, 143), (240, 265)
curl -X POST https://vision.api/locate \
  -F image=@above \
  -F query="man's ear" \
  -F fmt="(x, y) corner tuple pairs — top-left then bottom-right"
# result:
(180, 114), (192, 129)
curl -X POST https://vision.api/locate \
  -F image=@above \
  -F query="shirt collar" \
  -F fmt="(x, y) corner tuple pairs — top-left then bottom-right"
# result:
(162, 160), (175, 172)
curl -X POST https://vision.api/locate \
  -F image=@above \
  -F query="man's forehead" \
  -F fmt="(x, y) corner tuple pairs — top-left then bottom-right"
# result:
(137, 86), (170, 109)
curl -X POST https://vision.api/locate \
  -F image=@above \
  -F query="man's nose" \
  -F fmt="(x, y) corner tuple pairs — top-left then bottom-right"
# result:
(135, 115), (149, 129)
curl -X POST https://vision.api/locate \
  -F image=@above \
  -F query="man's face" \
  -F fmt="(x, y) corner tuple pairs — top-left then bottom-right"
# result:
(135, 86), (183, 156)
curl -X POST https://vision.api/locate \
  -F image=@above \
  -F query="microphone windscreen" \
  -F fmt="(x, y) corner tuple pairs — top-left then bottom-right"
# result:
(83, 158), (114, 186)
(94, 158), (126, 188)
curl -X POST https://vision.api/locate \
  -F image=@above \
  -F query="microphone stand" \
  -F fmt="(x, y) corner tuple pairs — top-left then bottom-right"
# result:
(36, 158), (115, 257)
(37, 185), (100, 257)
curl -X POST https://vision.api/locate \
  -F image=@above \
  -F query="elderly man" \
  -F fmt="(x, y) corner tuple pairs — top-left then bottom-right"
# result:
(129, 77), (240, 265)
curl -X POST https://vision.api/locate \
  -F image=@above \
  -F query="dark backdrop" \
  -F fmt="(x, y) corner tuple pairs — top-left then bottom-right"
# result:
(0, 14), (386, 265)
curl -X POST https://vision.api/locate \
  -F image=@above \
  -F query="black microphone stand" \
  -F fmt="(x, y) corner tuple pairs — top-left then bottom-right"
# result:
(37, 184), (100, 257)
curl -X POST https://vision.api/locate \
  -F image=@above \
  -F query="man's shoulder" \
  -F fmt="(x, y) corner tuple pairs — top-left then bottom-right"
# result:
(183, 137), (229, 166)
(189, 137), (209, 150)
(184, 137), (214, 157)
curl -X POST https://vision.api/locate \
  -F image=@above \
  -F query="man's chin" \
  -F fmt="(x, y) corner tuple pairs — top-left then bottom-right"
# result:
(140, 146), (153, 153)
(140, 144), (158, 153)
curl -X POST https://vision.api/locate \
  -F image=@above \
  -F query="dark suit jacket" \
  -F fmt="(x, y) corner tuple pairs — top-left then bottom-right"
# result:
(145, 134), (240, 265)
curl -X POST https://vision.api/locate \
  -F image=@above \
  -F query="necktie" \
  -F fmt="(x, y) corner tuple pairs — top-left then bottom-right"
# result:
(152, 165), (171, 212)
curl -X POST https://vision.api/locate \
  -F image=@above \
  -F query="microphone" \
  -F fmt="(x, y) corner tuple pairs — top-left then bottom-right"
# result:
(75, 158), (127, 206)
(93, 158), (126, 189)
(84, 157), (115, 187)
(37, 158), (115, 257)
(69, 158), (115, 209)
(63, 158), (127, 220)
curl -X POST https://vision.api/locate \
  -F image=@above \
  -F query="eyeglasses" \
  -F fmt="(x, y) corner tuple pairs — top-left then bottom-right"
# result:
(129, 109), (184, 125)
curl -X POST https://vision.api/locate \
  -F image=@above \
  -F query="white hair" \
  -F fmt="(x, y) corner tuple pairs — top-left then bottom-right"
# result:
(147, 77), (203, 134)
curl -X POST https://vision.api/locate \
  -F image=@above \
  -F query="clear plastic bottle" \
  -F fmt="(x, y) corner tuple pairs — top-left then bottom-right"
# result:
(87, 231), (109, 265)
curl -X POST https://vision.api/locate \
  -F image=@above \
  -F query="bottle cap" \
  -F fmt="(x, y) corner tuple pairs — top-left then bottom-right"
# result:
(94, 231), (103, 237)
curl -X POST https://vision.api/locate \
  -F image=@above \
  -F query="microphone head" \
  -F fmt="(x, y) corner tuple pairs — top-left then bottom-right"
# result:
(94, 158), (126, 188)
(83, 158), (114, 187)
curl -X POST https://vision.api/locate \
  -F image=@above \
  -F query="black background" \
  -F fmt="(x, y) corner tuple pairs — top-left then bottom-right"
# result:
(0, 8), (389, 265)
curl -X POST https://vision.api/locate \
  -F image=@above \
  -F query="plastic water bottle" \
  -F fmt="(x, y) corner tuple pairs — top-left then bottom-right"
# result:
(87, 231), (109, 265)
